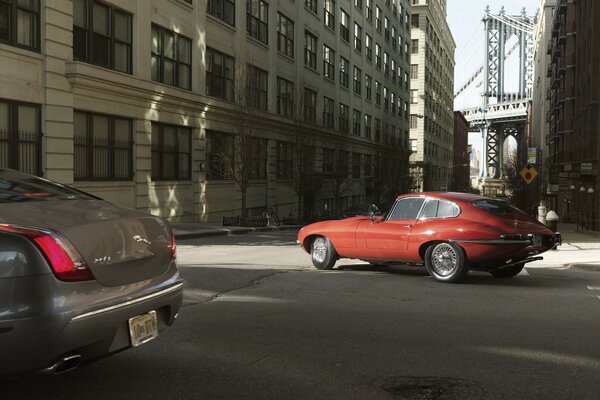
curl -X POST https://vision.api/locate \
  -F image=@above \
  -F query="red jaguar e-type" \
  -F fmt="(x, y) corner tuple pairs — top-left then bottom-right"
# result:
(297, 192), (561, 283)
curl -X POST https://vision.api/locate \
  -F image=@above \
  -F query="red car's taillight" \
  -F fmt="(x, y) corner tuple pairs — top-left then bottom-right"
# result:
(0, 224), (94, 281)
(168, 224), (177, 261)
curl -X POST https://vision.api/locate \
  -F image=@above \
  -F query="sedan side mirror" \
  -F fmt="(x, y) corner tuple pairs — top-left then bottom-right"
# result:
(368, 204), (379, 222)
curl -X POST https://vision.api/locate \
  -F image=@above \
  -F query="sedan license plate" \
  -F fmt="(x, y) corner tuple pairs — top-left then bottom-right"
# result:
(533, 235), (543, 247)
(128, 311), (158, 347)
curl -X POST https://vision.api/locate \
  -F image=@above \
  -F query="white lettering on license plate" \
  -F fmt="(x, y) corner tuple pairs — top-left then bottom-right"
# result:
(128, 310), (158, 347)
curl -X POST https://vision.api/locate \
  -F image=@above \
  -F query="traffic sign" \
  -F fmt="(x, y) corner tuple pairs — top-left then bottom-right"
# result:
(519, 163), (538, 184)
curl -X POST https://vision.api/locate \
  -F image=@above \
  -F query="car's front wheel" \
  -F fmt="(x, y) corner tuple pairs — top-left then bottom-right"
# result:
(490, 263), (525, 278)
(424, 242), (467, 283)
(310, 236), (337, 270)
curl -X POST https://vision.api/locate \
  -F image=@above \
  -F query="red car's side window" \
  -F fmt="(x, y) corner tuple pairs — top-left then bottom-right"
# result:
(387, 197), (425, 220)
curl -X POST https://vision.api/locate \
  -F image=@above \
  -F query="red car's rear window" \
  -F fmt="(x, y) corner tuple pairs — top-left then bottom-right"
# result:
(472, 199), (526, 215)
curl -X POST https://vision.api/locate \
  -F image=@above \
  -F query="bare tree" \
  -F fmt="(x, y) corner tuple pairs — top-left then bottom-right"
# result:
(504, 149), (540, 215)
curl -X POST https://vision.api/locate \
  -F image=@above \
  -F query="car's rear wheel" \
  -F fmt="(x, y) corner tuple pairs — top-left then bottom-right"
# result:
(425, 242), (467, 283)
(310, 236), (337, 270)
(490, 263), (525, 278)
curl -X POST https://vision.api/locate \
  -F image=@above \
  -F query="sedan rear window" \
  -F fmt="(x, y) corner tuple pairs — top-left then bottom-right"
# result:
(0, 170), (96, 203)
(473, 199), (526, 215)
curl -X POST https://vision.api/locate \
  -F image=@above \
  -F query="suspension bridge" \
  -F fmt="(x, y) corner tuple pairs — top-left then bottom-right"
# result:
(455, 6), (534, 196)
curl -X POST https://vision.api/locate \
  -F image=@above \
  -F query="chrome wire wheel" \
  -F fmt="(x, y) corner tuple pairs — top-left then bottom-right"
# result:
(430, 243), (458, 277)
(311, 237), (328, 264)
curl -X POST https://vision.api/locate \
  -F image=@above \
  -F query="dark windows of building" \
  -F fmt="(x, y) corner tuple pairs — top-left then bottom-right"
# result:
(324, 0), (335, 30)
(391, 25), (396, 49)
(305, 0), (317, 14)
(277, 13), (294, 58)
(352, 109), (361, 136)
(339, 103), (349, 134)
(352, 152), (361, 178)
(151, 24), (191, 90)
(365, 73), (372, 100)
(411, 63), (418, 79)
(364, 154), (372, 176)
(353, 66), (361, 95)
(375, 43), (381, 68)
(206, 131), (233, 180)
(337, 150), (349, 176)
(365, 0), (372, 21)
(74, 111), (133, 181)
(383, 86), (389, 110)
(375, 6), (382, 32)
(390, 92), (396, 114)
(151, 123), (191, 180)
(375, 118), (381, 142)
(206, 47), (235, 101)
(340, 56), (349, 88)
(365, 33), (372, 61)
(304, 31), (317, 69)
(323, 45), (335, 80)
(248, 136), (267, 179)
(383, 51), (389, 76)
(410, 89), (418, 104)
(303, 88), (317, 124)
(391, 59), (396, 81)
(353, 22), (362, 52)
(411, 12), (419, 28)
(410, 114), (418, 129)
(340, 8), (350, 42)
(354, 0), (362, 10)
(375, 80), (381, 105)
(0, 100), (41, 175)
(0, 0), (39, 50)
(246, 64), (268, 111)
(247, 0), (268, 44)
(277, 77), (294, 118)
(323, 148), (335, 173)
(207, 0), (235, 26)
(384, 16), (390, 41)
(411, 39), (418, 54)
(364, 113), (371, 139)
(74, 0), (132, 73)
(323, 96), (335, 129)
(276, 141), (294, 179)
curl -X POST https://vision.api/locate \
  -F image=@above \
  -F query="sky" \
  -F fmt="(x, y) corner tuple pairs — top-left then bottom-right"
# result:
(446, 0), (540, 163)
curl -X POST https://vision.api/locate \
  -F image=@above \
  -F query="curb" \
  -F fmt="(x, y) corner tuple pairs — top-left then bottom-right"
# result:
(565, 263), (600, 272)
(174, 225), (301, 240)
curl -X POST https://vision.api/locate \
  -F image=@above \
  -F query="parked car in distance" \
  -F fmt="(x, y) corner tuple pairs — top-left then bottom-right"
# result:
(0, 169), (183, 377)
(297, 192), (561, 283)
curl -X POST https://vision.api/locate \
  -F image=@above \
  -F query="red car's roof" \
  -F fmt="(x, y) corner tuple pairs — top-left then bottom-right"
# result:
(396, 192), (488, 203)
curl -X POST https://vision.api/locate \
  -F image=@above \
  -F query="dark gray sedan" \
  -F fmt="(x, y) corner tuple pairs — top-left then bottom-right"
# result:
(0, 169), (183, 376)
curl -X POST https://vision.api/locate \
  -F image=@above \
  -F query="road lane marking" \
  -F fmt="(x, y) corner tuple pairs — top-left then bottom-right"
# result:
(586, 286), (600, 290)
(520, 268), (529, 276)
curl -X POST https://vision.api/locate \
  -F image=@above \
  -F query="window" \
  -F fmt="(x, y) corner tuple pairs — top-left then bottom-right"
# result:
(353, 66), (361, 95)
(208, 0), (235, 26)
(411, 13), (419, 28)
(410, 115), (418, 129)
(473, 199), (526, 215)
(365, 74), (372, 100)
(375, 80), (381, 105)
(277, 77), (294, 118)
(339, 103), (349, 134)
(391, 59), (396, 81)
(391, 26), (396, 49)
(206, 131), (233, 180)
(247, 64), (268, 111)
(364, 114), (371, 139)
(324, 0), (335, 30)
(340, 9), (350, 42)
(304, 88), (317, 124)
(383, 87), (389, 110)
(323, 45), (335, 79)
(410, 89), (418, 104)
(247, 0), (268, 44)
(411, 64), (418, 79)
(323, 148), (335, 173)
(277, 141), (294, 179)
(375, 118), (381, 142)
(0, 100), (41, 175)
(352, 109), (361, 136)
(74, 0), (132, 73)
(365, 0), (372, 21)
(0, 0), (39, 50)
(388, 197), (425, 220)
(410, 138), (417, 151)
(365, 34), (372, 60)
(375, 6), (382, 31)
(352, 152), (361, 178)
(411, 39), (418, 54)
(337, 150), (349, 177)
(390, 92), (396, 114)
(151, 25), (191, 90)
(375, 43), (381, 68)
(384, 51), (389, 76)
(306, 0), (317, 14)
(384, 17), (390, 41)
(248, 137), (267, 179)
(277, 13), (294, 57)
(323, 97), (335, 129)
(151, 123), (191, 180)
(206, 47), (235, 101)
(354, 0), (362, 9)
(353, 22), (362, 52)
(74, 111), (133, 181)
(340, 57), (349, 88)
(419, 199), (460, 219)
(364, 154), (372, 176)
(305, 31), (317, 69)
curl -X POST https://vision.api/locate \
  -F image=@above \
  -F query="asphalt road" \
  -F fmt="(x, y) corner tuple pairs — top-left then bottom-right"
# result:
(5, 231), (600, 399)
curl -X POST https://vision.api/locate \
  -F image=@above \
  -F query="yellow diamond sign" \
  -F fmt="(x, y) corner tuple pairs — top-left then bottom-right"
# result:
(519, 164), (538, 184)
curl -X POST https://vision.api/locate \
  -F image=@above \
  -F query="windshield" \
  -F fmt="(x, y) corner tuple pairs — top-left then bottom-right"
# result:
(0, 170), (97, 203)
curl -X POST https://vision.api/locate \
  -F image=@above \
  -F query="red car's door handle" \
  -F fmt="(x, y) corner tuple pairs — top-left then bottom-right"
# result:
(403, 225), (412, 228)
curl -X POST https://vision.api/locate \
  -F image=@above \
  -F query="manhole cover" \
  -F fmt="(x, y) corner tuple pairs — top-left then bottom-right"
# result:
(379, 376), (488, 400)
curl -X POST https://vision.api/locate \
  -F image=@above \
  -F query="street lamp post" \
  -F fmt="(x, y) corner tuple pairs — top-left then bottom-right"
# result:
(588, 187), (595, 230)
(580, 186), (586, 230)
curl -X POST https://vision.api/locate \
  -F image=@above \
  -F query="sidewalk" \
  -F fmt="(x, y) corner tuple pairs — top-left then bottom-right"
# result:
(532, 222), (600, 270)
(172, 222), (301, 240)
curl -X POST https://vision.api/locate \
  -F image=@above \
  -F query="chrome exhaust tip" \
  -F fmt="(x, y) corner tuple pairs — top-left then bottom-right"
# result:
(40, 354), (82, 374)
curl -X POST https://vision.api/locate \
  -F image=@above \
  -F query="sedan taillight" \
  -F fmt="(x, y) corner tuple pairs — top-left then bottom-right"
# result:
(0, 224), (94, 281)
(168, 224), (177, 261)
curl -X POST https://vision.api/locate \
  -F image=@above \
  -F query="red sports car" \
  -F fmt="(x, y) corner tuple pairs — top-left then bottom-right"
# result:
(297, 192), (561, 283)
